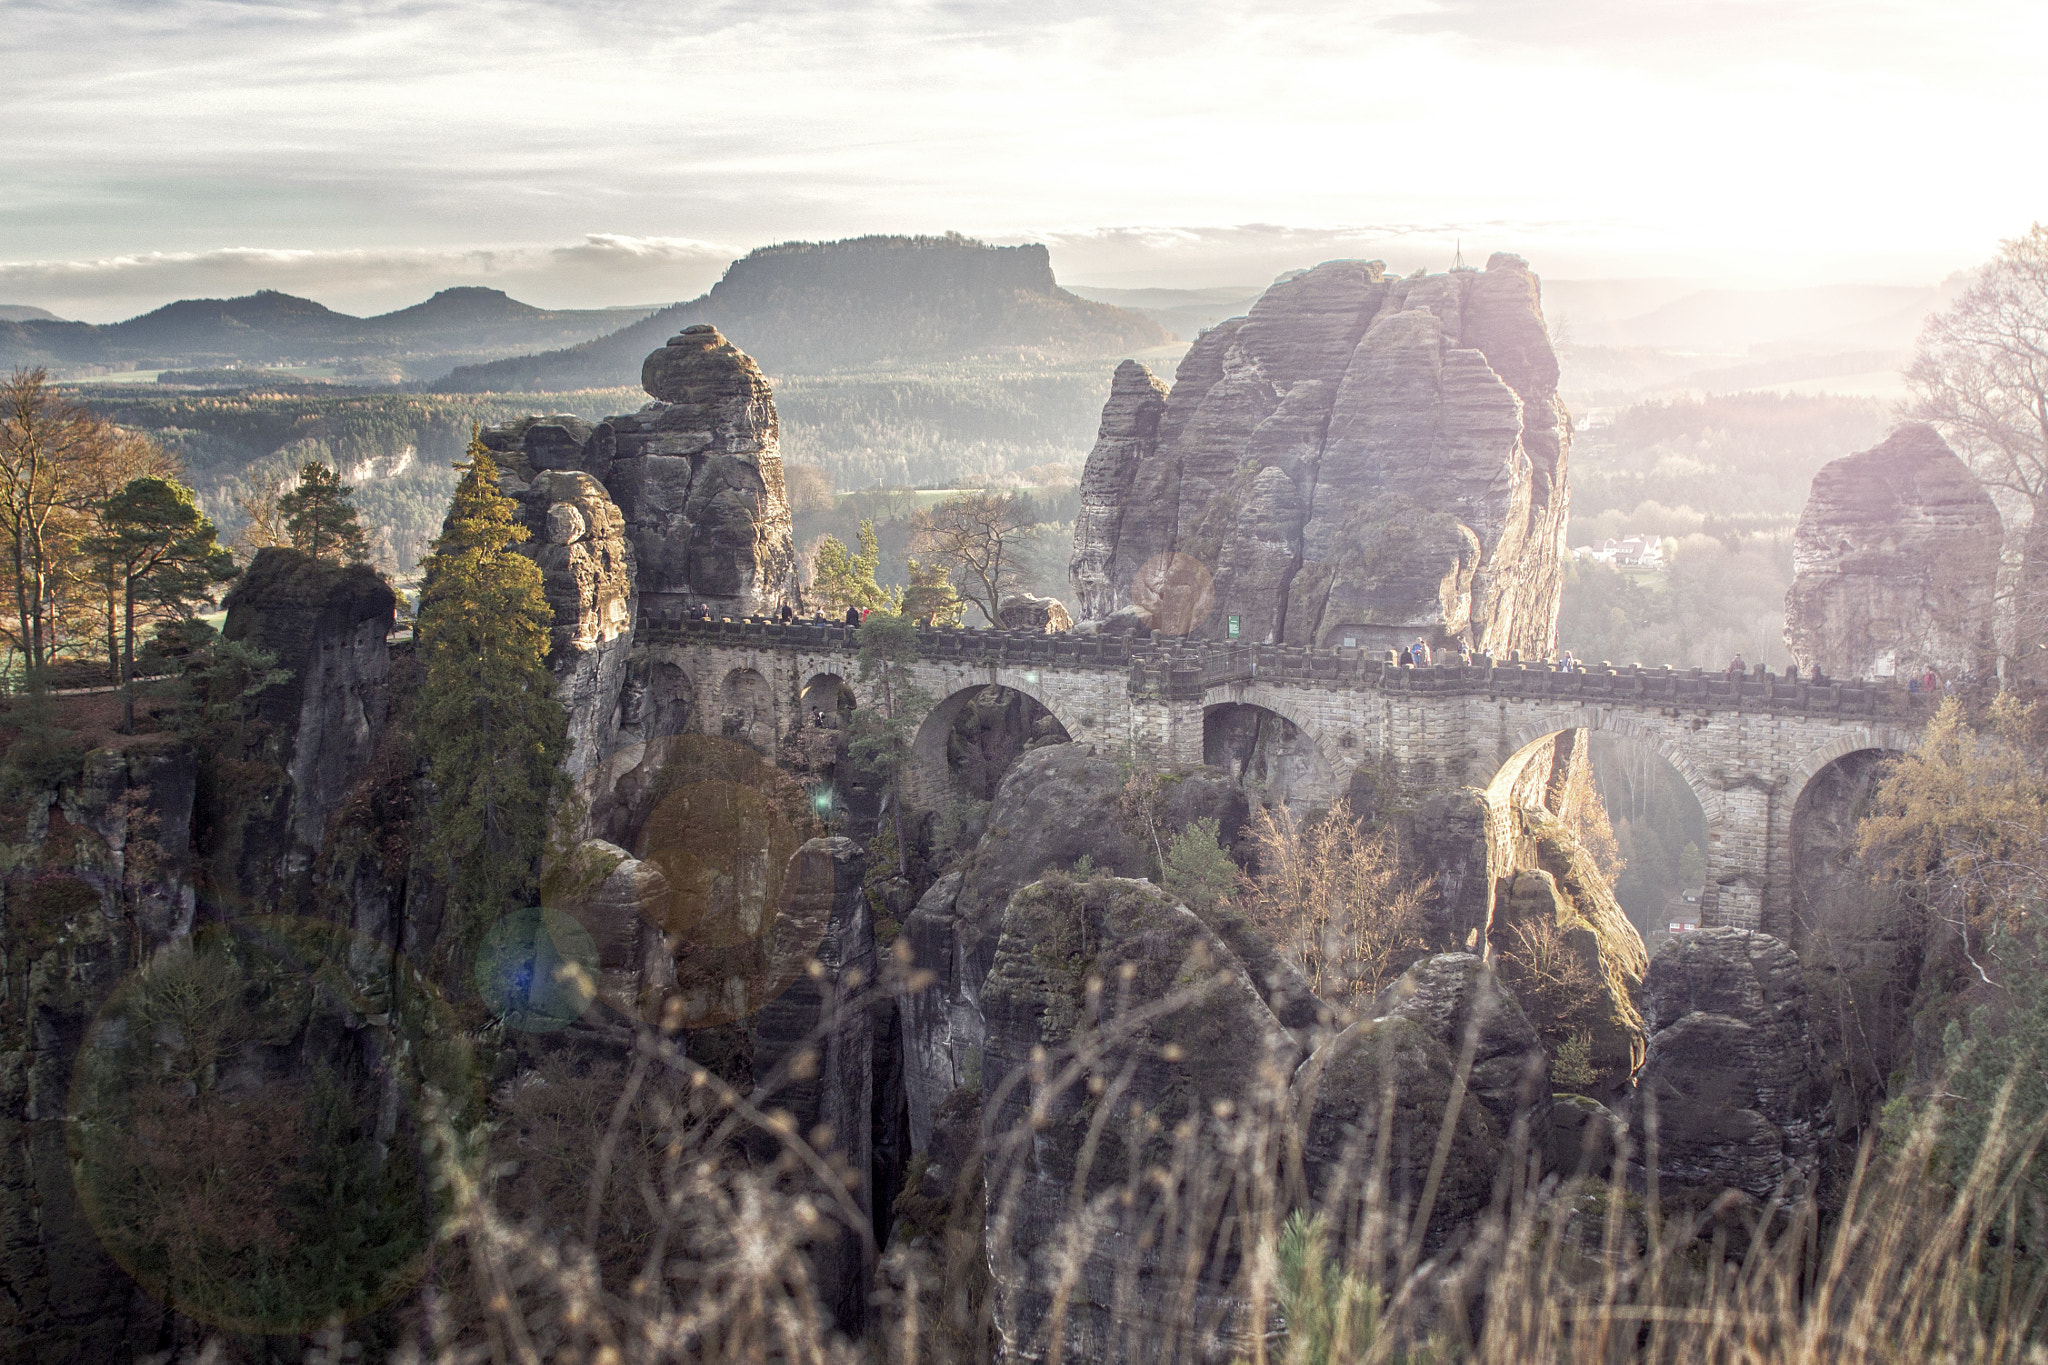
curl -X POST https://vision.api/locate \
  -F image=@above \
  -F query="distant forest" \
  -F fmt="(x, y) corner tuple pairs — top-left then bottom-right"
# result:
(1557, 392), (1893, 671)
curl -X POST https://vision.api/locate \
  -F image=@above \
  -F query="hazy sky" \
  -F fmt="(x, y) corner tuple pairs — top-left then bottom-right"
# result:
(5, 0), (2042, 320)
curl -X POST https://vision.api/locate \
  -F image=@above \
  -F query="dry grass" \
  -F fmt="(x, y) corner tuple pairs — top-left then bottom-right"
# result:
(384, 948), (2048, 1365)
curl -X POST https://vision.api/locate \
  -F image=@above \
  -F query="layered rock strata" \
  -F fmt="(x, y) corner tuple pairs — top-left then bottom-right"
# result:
(1070, 255), (1570, 657)
(1631, 928), (1831, 1201)
(479, 327), (801, 816)
(479, 324), (799, 623)
(1784, 423), (1999, 681)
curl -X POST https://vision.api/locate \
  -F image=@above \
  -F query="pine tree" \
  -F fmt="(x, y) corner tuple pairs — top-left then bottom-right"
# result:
(416, 434), (566, 950)
(278, 461), (370, 565)
(809, 518), (899, 617)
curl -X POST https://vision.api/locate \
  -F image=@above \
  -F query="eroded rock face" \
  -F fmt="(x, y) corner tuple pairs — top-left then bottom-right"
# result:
(1631, 928), (1831, 1201)
(1070, 255), (1569, 658)
(1785, 423), (1999, 681)
(479, 325), (799, 621)
(748, 836), (876, 1332)
(980, 875), (1294, 1365)
(220, 548), (396, 890)
(503, 469), (636, 790)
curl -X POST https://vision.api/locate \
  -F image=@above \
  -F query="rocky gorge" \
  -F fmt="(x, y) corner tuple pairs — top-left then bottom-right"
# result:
(0, 256), (2008, 1364)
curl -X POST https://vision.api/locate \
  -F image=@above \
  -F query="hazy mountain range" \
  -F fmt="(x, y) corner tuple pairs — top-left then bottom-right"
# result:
(0, 287), (654, 380)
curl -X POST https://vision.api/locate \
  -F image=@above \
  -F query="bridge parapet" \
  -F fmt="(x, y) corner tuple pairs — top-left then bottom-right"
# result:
(633, 614), (1942, 720)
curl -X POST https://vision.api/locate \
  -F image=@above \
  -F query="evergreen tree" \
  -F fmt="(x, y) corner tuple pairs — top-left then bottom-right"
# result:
(416, 434), (566, 952)
(900, 555), (965, 626)
(85, 476), (236, 731)
(278, 461), (370, 564)
(809, 518), (898, 616)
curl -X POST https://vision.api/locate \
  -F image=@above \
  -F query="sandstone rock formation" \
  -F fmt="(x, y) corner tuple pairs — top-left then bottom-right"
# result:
(1070, 255), (1570, 658)
(749, 836), (877, 1332)
(1295, 1014), (1503, 1251)
(219, 548), (397, 890)
(479, 325), (799, 622)
(1631, 928), (1831, 1201)
(979, 874), (1296, 1363)
(491, 468), (637, 786)
(1369, 953), (1548, 1132)
(479, 328), (801, 821)
(900, 743), (1255, 1150)
(1785, 423), (1999, 681)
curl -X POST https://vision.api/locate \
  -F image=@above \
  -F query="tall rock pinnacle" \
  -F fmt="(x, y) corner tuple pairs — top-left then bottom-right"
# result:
(1068, 254), (1569, 656)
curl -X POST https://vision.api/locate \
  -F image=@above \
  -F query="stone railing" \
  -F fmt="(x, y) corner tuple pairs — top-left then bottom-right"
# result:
(633, 612), (1137, 668)
(633, 613), (1945, 719)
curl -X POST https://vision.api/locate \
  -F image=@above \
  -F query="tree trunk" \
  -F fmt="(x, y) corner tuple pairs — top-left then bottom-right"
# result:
(120, 576), (136, 733)
(2018, 491), (2048, 680)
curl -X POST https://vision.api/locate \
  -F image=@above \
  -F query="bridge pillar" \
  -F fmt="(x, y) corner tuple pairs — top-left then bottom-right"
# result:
(1127, 655), (1206, 769)
(1703, 780), (1777, 931)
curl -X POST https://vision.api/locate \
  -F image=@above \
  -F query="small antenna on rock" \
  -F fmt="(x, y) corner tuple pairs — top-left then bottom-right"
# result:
(1453, 238), (1467, 271)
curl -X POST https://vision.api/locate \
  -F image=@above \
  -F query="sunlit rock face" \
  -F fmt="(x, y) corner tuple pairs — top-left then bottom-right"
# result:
(478, 326), (801, 806)
(1069, 254), (1569, 658)
(479, 324), (800, 623)
(1784, 422), (1999, 681)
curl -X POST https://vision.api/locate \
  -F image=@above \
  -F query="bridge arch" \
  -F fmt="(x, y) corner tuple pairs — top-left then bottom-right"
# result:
(1200, 683), (1346, 809)
(1493, 709), (1725, 830)
(907, 682), (1078, 806)
(718, 667), (775, 751)
(799, 672), (856, 727)
(1784, 725), (1919, 812)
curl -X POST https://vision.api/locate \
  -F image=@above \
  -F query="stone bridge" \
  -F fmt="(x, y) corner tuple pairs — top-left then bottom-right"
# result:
(632, 614), (1934, 933)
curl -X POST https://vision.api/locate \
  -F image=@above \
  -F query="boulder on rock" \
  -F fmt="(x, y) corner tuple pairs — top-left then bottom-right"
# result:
(1631, 927), (1831, 1202)
(995, 592), (1073, 633)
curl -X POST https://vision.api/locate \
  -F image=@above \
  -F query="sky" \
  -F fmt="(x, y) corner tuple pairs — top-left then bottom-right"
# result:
(4, 0), (2043, 321)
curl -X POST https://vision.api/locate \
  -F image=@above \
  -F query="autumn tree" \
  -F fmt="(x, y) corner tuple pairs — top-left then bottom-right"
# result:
(0, 368), (180, 670)
(416, 434), (567, 951)
(1239, 798), (1430, 1002)
(85, 478), (236, 730)
(278, 461), (370, 565)
(1906, 224), (2048, 660)
(232, 488), (289, 562)
(1856, 695), (2048, 983)
(910, 490), (1044, 626)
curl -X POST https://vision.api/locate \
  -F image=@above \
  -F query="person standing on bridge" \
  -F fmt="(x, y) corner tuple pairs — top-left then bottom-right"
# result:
(780, 603), (795, 623)
(1727, 653), (1746, 679)
(844, 605), (862, 626)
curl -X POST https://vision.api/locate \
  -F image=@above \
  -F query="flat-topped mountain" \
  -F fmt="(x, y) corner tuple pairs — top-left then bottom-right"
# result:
(0, 287), (652, 375)
(440, 233), (1170, 389)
